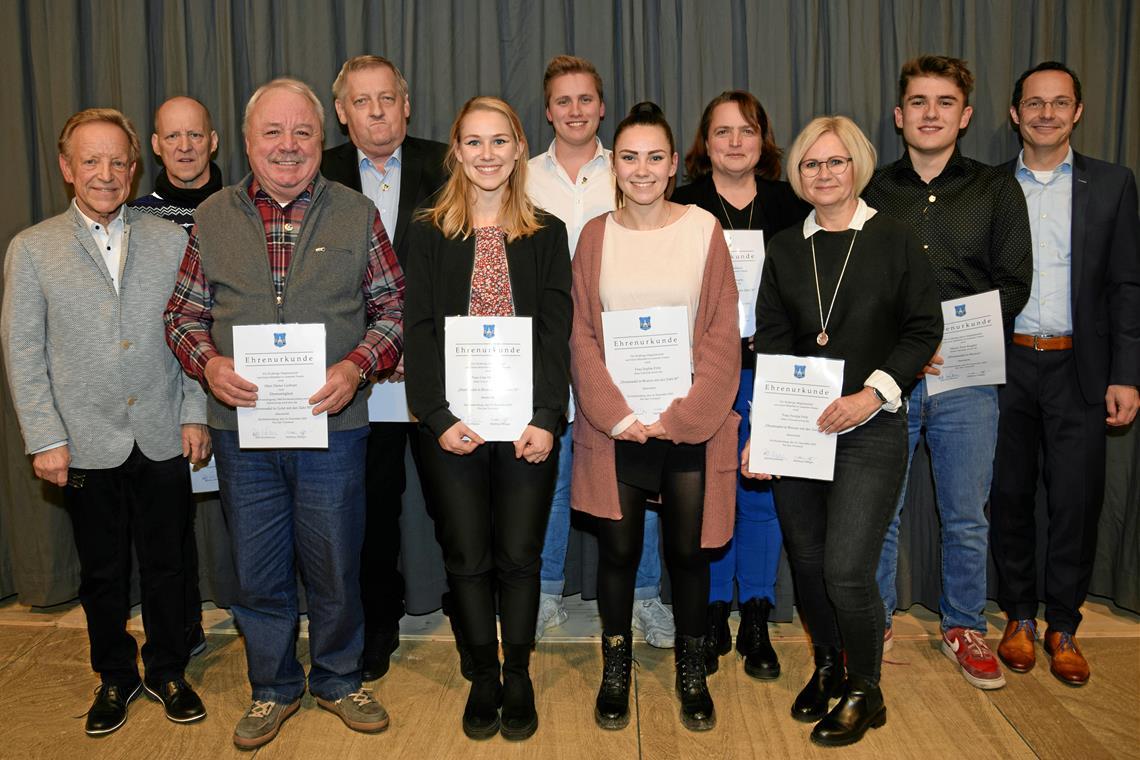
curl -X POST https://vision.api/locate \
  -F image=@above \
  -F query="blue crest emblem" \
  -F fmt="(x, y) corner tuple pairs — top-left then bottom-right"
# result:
(794, 364), (806, 379)
(483, 324), (495, 339)
(639, 316), (652, 331)
(273, 332), (286, 348)
(954, 304), (966, 317)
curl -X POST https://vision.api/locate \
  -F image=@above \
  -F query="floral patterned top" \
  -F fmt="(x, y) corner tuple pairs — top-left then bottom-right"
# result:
(468, 225), (515, 317)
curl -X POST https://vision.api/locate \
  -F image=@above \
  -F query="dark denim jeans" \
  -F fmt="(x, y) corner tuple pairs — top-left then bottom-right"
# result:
(212, 427), (368, 703)
(773, 408), (908, 683)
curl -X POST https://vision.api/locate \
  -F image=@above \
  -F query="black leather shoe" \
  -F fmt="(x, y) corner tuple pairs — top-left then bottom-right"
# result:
(675, 634), (715, 731)
(737, 598), (780, 680)
(595, 632), (633, 730)
(361, 624), (400, 682)
(791, 645), (845, 722)
(810, 674), (887, 747)
(85, 681), (142, 736)
(144, 678), (207, 723)
(462, 642), (502, 740)
(703, 602), (731, 674)
(500, 643), (538, 741)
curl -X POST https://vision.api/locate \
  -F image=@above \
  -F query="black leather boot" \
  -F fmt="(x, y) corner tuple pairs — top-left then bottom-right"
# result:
(810, 673), (887, 747)
(595, 632), (633, 730)
(500, 643), (538, 740)
(703, 602), (731, 674)
(791, 645), (845, 722)
(675, 634), (715, 731)
(737, 597), (780, 680)
(462, 642), (502, 740)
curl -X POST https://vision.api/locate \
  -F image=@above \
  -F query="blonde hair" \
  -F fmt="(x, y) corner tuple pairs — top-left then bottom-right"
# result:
(421, 97), (541, 242)
(332, 55), (409, 102)
(243, 77), (325, 137)
(58, 108), (141, 164)
(785, 116), (876, 200)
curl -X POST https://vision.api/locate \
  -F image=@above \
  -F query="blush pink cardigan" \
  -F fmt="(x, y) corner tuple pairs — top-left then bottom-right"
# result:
(569, 211), (742, 548)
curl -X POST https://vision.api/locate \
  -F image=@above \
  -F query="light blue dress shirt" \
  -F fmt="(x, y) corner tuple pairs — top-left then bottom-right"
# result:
(1014, 147), (1074, 336)
(359, 145), (403, 247)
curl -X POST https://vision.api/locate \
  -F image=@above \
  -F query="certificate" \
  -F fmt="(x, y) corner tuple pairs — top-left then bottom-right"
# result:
(233, 323), (328, 448)
(445, 316), (532, 441)
(189, 459), (218, 494)
(366, 378), (416, 423)
(748, 354), (844, 481)
(724, 229), (765, 337)
(601, 306), (692, 425)
(926, 289), (1006, 396)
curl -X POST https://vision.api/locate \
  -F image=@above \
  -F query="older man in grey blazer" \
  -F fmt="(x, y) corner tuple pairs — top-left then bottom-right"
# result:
(1, 108), (210, 736)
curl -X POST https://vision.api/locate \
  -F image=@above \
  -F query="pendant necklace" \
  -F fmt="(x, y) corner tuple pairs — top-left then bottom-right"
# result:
(716, 189), (755, 246)
(810, 228), (858, 346)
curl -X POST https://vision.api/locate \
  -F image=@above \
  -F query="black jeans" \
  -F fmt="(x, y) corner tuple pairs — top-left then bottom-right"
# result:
(416, 429), (558, 648)
(773, 409), (907, 683)
(65, 445), (193, 687)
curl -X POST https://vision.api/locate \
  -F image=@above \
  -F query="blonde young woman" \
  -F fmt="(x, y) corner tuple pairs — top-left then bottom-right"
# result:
(404, 96), (571, 742)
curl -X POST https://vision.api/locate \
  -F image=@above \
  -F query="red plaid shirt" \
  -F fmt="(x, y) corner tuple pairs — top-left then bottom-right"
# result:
(164, 178), (403, 380)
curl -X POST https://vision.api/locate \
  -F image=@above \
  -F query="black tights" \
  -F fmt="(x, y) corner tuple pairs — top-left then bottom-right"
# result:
(596, 469), (709, 638)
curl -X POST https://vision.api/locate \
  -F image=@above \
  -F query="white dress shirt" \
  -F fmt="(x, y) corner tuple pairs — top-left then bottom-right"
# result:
(527, 138), (615, 256)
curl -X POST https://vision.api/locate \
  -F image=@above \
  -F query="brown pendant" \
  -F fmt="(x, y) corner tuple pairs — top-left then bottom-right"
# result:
(817, 331), (829, 346)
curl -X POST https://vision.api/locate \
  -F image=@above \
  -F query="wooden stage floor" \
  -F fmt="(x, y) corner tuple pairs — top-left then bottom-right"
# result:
(0, 596), (1136, 759)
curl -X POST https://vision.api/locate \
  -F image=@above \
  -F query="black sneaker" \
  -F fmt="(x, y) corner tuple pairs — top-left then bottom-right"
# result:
(144, 678), (207, 723)
(85, 681), (142, 736)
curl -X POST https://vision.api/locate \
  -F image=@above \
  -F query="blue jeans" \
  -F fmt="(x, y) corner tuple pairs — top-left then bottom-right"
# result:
(539, 422), (662, 598)
(876, 381), (998, 632)
(212, 427), (369, 703)
(709, 368), (781, 605)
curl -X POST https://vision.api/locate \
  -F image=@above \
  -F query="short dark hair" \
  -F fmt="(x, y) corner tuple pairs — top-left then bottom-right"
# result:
(1011, 61), (1083, 109)
(898, 55), (975, 104)
(684, 90), (783, 181)
(612, 101), (676, 207)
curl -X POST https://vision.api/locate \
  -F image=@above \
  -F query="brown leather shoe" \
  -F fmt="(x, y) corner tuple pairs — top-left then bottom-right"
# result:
(1044, 630), (1089, 686)
(997, 619), (1037, 673)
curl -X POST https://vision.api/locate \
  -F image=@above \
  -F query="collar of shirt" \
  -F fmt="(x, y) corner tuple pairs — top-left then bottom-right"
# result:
(540, 137), (609, 180)
(890, 146), (969, 184)
(1016, 145), (1074, 183)
(802, 197), (877, 238)
(359, 144), (403, 178)
(74, 200), (126, 290)
(248, 177), (315, 209)
(74, 199), (125, 238)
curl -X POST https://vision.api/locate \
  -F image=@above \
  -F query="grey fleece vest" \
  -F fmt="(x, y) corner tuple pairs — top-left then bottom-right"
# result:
(194, 174), (375, 431)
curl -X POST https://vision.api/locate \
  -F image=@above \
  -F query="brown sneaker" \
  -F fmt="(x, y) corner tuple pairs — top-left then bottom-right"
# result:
(315, 688), (390, 733)
(997, 618), (1037, 673)
(1044, 630), (1089, 686)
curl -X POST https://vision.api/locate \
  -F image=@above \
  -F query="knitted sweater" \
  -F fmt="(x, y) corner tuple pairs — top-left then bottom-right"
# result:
(569, 209), (741, 548)
(129, 163), (224, 230)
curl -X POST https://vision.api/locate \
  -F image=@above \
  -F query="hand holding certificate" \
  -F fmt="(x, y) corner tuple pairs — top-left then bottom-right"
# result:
(445, 316), (533, 441)
(233, 323), (328, 448)
(925, 289), (1005, 396)
(748, 355), (844, 480)
(601, 306), (692, 424)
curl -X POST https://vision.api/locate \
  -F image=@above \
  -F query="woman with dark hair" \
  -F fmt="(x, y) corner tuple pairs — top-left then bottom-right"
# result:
(672, 90), (808, 680)
(570, 102), (740, 732)
(404, 96), (572, 742)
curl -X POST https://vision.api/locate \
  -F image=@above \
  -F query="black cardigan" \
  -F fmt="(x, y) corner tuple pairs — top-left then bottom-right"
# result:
(403, 212), (572, 437)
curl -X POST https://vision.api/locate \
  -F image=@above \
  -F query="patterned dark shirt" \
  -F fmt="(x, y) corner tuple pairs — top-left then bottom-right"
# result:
(863, 148), (1032, 328)
(164, 178), (403, 380)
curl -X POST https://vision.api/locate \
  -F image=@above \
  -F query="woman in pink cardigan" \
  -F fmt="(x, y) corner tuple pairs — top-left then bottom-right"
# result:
(569, 102), (741, 732)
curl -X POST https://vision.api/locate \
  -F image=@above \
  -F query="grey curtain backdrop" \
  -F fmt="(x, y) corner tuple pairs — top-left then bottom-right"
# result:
(1, 0), (1137, 620)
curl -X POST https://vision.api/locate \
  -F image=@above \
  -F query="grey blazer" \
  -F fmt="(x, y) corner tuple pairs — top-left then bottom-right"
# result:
(1, 203), (206, 469)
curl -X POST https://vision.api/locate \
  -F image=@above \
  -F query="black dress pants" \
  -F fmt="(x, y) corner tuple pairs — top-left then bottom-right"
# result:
(64, 444), (193, 687)
(990, 345), (1107, 633)
(415, 429), (558, 648)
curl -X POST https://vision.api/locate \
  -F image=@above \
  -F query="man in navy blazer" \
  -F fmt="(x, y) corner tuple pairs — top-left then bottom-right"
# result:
(320, 54), (448, 681)
(992, 61), (1140, 686)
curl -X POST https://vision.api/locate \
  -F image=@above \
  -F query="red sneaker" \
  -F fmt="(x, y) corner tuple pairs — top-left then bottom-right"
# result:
(941, 627), (1006, 689)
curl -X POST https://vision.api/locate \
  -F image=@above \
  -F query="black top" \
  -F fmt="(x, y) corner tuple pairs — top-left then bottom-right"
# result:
(671, 173), (810, 369)
(403, 212), (572, 438)
(755, 212), (943, 397)
(863, 148), (1032, 330)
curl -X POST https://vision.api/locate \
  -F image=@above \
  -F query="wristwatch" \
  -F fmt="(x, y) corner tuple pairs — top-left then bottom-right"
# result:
(867, 385), (887, 404)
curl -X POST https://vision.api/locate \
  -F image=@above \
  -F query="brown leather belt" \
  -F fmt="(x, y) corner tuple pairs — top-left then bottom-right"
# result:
(1012, 333), (1073, 351)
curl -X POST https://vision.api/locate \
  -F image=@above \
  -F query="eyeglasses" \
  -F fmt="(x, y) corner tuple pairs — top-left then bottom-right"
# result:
(1019, 98), (1077, 112)
(798, 156), (852, 178)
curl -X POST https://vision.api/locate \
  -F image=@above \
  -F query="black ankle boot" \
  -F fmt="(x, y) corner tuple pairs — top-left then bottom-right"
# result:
(500, 643), (538, 741)
(791, 645), (845, 722)
(737, 598), (780, 680)
(595, 632), (633, 730)
(703, 602), (731, 674)
(675, 634), (715, 731)
(462, 642), (502, 740)
(810, 674), (886, 747)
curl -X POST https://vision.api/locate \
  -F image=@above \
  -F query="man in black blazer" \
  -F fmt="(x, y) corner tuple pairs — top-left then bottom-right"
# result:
(321, 54), (448, 681)
(992, 61), (1140, 686)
